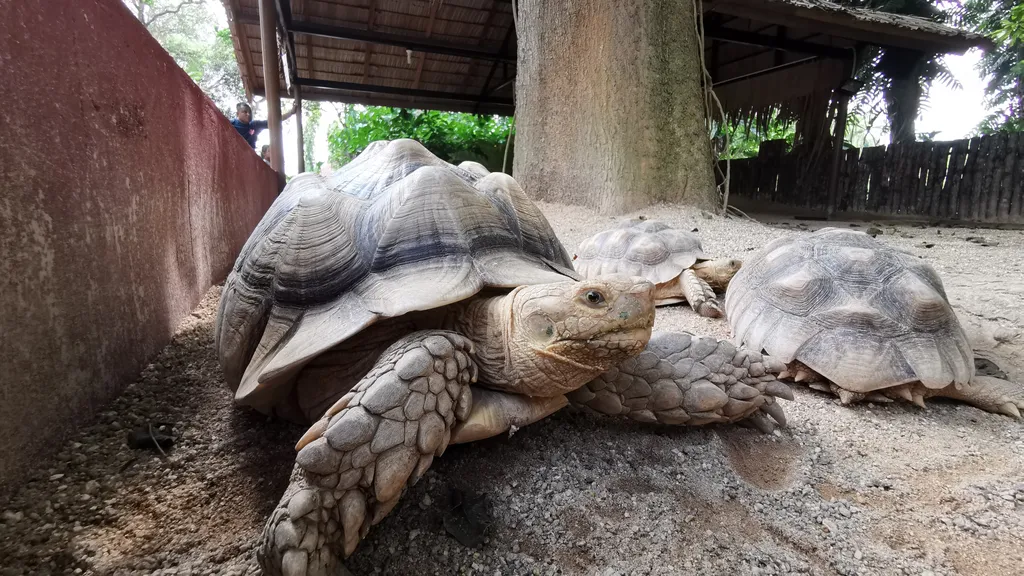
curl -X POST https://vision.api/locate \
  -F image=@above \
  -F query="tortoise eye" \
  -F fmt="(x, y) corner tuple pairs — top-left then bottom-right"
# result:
(583, 290), (605, 306)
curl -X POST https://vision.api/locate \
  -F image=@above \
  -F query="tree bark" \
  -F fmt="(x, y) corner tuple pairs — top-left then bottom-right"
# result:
(885, 74), (921, 144)
(513, 0), (718, 214)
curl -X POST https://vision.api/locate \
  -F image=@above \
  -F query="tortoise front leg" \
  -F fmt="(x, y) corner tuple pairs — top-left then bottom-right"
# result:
(567, 331), (793, 432)
(679, 270), (723, 318)
(257, 331), (477, 576)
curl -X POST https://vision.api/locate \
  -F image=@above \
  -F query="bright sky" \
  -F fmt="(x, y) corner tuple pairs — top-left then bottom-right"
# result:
(917, 48), (990, 140)
(209, 3), (994, 177)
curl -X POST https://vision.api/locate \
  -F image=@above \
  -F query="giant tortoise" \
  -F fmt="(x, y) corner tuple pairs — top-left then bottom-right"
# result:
(214, 140), (792, 576)
(724, 227), (1023, 417)
(575, 219), (741, 317)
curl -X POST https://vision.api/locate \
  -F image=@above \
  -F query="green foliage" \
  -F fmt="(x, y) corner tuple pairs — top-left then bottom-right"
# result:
(303, 101), (324, 174)
(327, 106), (514, 171)
(124, 0), (244, 116)
(839, 1), (962, 143)
(992, 3), (1024, 46)
(955, 0), (1024, 133)
(717, 118), (795, 159)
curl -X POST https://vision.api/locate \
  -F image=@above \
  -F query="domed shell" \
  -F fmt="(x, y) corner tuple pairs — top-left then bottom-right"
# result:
(724, 227), (973, 392)
(574, 219), (708, 285)
(215, 139), (577, 412)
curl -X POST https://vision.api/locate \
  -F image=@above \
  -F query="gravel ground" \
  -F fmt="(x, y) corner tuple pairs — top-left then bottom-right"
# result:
(2, 201), (1023, 576)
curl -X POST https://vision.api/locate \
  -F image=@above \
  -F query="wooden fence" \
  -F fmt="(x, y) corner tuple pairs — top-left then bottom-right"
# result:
(721, 132), (1024, 223)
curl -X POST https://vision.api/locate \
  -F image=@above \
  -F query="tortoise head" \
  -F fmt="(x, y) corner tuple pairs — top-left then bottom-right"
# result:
(693, 258), (743, 291)
(506, 274), (656, 395)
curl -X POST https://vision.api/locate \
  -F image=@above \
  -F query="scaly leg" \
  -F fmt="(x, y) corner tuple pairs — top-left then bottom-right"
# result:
(567, 331), (793, 433)
(680, 269), (723, 318)
(930, 376), (1023, 419)
(258, 331), (477, 576)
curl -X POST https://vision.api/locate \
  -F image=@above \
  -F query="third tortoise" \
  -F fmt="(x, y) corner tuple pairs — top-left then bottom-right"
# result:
(724, 227), (1023, 417)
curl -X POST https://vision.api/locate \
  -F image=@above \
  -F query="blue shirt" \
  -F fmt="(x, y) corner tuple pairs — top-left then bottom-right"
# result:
(231, 118), (268, 148)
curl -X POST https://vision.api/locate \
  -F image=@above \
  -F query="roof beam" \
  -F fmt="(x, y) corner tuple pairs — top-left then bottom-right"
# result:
(362, 0), (377, 83)
(258, 87), (514, 115)
(293, 77), (514, 106)
(708, 0), (988, 54)
(461, 0), (503, 91)
(411, 0), (444, 90)
(288, 21), (516, 63)
(704, 25), (851, 59)
(477, 24), (515, 107)
(276, 0), (299, 90)
(226, 0), (257, 101)
(713, 55), (821, 87)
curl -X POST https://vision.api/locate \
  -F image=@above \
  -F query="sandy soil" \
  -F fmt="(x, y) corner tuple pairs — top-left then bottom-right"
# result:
(1, 202), (1022, 576)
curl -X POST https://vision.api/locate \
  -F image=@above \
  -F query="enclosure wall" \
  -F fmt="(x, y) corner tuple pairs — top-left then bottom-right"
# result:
(0, 0), (279, 485)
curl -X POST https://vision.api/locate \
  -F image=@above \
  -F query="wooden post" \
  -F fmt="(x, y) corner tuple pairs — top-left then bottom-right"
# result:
(295, 86), (306, 174)
(827, 90), (850, 219)
(259, 0), (284, 173)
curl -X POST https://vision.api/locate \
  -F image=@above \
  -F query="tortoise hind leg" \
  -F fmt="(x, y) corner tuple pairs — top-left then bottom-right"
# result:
(258, 331), (477, 576)
(931, 375), (1023, 418)
(679, 269), (722, 318)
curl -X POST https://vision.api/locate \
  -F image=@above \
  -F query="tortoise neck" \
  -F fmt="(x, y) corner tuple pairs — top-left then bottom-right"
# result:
(446, 291), (518, 389)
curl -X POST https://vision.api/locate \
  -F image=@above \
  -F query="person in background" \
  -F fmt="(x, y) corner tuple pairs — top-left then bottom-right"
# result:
(231, 101), (297, 150)
(260, 145), (271, 164)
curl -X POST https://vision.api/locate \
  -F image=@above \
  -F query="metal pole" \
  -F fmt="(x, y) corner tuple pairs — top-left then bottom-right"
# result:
(295, 86), (306, 173)
(827, 90), (850, 219)
(259, 0), (284, 173)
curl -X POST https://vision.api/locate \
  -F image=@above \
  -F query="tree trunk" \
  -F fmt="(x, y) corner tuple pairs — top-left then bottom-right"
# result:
(513, 0), (718, 214)
(885, 74), (921, 144)
(880, 48), (924, 144)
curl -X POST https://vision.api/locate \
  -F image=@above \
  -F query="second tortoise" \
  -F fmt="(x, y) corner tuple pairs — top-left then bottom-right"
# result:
(574, 219), (742, 318)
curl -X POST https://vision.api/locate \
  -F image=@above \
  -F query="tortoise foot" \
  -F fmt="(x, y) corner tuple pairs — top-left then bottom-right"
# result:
(938, 375), (1023, 419)
(258, 469), (343, 576)
(258, 331), (476, 574)
(680, 269), (722, 318)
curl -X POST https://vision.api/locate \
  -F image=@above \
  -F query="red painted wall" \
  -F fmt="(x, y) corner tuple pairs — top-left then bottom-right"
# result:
(0, 0), (280, 485)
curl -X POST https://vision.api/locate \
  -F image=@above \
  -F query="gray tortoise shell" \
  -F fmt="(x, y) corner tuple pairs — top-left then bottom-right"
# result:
(724, 227), (973, 392)
(574, 219), (708, 284)
(214, 139), (577, 412)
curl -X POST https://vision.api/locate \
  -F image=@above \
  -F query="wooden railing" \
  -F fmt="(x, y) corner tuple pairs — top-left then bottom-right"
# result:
(722, 132), (1024, 223)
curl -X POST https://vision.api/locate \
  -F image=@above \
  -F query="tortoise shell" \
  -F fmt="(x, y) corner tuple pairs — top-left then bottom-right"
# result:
(724, 227), (973, 392)
(214, 139), (577, 413)
(574, 219), (708, 285)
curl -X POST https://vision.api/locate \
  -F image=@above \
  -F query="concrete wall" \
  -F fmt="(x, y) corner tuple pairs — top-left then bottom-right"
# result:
(0, 0), (279, 485)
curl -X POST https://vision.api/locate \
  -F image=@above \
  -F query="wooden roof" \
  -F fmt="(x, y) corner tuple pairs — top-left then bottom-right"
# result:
(703, 0), (991, 118)
(223, 0), (516, 115)
(222, 0), (988, 117)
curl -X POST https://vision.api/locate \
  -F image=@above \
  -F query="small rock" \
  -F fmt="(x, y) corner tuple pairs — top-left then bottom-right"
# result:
(2, 510), (23, 523)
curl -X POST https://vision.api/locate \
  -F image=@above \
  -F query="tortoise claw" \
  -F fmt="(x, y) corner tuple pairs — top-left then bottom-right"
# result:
(1000, 402), (1021, 419)
(765, 380), (794, 401)
(763, 399), (787, 427)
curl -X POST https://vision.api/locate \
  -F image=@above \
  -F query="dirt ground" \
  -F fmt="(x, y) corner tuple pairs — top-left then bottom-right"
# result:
(1, 202), (1022, 576)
